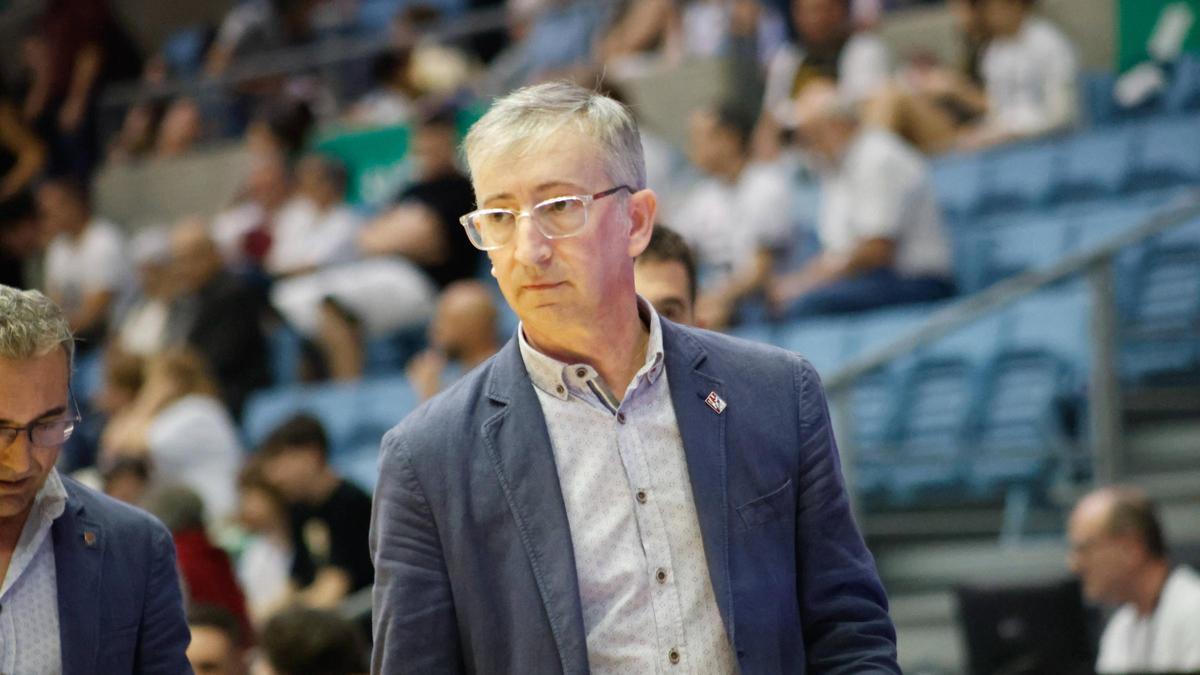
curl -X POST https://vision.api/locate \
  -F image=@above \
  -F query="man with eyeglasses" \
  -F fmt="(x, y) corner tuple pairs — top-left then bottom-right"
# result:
(0, 284), (191, 673)
(370, 82), (898, 674)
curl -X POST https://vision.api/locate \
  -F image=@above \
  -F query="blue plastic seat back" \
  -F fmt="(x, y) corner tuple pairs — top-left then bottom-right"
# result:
(777, 317), (851, 375)
(1055, 127), (1135, 200)
(976, 142), (1061, 213)
(894, 357), (977, 461)
(1128, 115), (1200, 189)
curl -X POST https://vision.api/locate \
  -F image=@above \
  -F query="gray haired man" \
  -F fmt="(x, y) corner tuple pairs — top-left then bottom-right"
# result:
(0, 284), (191, 673)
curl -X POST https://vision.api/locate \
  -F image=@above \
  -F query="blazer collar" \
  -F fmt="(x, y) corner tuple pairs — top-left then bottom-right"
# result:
(482, 338), (590, 674)
(660, 320), (736, 650)
(52, 478), (105, 675)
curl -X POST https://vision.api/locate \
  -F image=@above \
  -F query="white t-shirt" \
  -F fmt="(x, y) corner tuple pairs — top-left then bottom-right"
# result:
(266, 198), (361, 276)
(146, 394), (243, 524)
(1097, 565), (1200, 674)
(981, 16), (1079, 138)
(43, 218), (127, 315)
(817, 127), (951, 279)
(237, 536), (293, 619)
(762, 33), (891, 127)
(673, 161), (794, 287)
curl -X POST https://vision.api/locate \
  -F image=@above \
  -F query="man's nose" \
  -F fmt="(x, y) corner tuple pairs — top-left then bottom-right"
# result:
(512, 213), (552, 269)
(0, 434), (33, 476)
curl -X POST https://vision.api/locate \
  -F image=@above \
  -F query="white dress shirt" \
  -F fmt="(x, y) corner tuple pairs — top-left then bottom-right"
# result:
(1097, 565), (1200, 673)
(517, 299), (737, 674)
(0, 468), (66, 674)
(981, 16), (1079, 138)
(43, 217), (128, 316)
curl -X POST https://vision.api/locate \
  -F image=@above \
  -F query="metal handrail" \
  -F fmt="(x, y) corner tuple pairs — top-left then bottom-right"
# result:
(825, 188), (1200, 392)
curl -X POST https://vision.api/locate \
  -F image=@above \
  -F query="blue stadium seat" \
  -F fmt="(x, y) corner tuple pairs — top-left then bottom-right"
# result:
(932, 152), (986, 220)
(1081, 71), (1119, 126)
(267, 324), (305, 387)
(1127, 115), (1200, 190)
(1165, 54), (1200, 113)
(965, 212), (1074, 291)
(920, 311), (1008, 362)
(847, 303), (942, 364)
(1054, 127), (1136, 201)
(886, 356), (979, 503)
(1120, 241), (1200, 381)
(975, 142), (1061, 213)
(1004, 282), (1092, 373)
(776, 318), (851, 375)
(965, 348), (1075, 498)
(839, 367), (900, 505)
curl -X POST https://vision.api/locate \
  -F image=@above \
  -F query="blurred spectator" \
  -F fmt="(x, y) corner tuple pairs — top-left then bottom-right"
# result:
(38, 177), (128, 347)
(868, 0), (1078, 153)
(115, 227), (175, 356)
(1068, 487), (1200, 673)
(254, 607), (367, 675)
(345, 49), (418, 128)
(167, 217), (272, 416)
(596, 0), (681, 65)
(635, 224), (698, 325)
(236, 463), (296, 626)
(188, 604), (250, 675)
(205, 0), (322, 78)
(20, 0), (143, 180)
(93, 346), (145, 420)
(155, 98), (206, 159)
(258, 414), (374, 608)
(770, 82), (955, 317)
(212, 152), (296, 271)
(101, 456), (150, 506)
(245, 100), (316, 161)
(674, 103), (793, 328)
(145, 485), (253, 646)
(0, 88), (46, 201)
(756, 0), (891, 158)
(101, 347), (244, 523)
(406, 280), (502, 401)
(0, 190), (43, 289)
(266, 154), (360, 278)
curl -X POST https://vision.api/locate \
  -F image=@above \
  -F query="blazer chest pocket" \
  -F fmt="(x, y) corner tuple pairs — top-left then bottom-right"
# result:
(736, 479), (793, 530)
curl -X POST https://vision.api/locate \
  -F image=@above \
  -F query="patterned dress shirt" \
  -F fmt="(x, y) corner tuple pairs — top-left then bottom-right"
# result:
(0, 468), (66, 674)
(517, 299), (738, 674)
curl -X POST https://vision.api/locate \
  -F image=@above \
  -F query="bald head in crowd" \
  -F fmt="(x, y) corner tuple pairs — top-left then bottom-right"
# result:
(170, 217), (224, 293)
(430, 280), (499, 365)
(793, 79), (860, 164)
(1068, 487), (1168, 607)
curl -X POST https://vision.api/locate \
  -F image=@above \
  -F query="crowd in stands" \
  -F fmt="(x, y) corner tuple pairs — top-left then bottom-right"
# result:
(6, 0), (1182, 670)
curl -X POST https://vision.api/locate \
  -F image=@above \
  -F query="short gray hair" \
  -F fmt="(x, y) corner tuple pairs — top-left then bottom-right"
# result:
(0, 285), (75, 364)
(463, 81), (646, 190)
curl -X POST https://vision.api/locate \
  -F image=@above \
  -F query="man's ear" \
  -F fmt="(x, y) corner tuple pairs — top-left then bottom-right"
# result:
(627, 188), (658, 258)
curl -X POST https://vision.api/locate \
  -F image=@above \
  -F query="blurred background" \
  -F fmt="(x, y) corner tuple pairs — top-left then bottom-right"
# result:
(1, 0), (1198, 672)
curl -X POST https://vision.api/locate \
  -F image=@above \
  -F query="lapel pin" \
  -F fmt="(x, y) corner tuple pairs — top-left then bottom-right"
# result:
(705, 391), (727, 415)
(83, 531), (97, 548)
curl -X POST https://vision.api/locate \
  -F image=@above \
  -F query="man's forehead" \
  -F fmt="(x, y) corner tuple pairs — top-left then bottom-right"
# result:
(471, 132), (608, 201)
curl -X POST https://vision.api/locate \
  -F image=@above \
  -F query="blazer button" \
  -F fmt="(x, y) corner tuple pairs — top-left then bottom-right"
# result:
(656, 568), (668, 583)
(668, 648), (680, 665)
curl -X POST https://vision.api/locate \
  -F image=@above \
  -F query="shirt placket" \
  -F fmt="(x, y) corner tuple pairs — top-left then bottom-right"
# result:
(613, 375), (689, 673)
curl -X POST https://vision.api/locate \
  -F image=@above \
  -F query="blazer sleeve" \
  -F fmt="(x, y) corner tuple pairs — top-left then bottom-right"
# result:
(136, 520), (193, 674)
(370, 429), (465, 674)
(792, 358), (900, 673)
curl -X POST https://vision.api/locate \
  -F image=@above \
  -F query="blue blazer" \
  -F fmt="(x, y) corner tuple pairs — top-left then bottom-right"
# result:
(371, 320), (899, 674)
(53, 475), (193, 674)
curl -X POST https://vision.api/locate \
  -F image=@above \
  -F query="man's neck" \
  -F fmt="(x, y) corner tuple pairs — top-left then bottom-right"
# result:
(306, 467), (341, 505)
(717, 156), (747, 185)
(524, 293), (649, 401)
(1130, 559), (1172, 617)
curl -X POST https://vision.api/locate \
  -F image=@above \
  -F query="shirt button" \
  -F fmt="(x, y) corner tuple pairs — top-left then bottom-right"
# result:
(656, 568), (668, 584)
(617, 412), (627, 424)
(556, 385), (565, 395)
(636, 490), (647, 504)
(669, 648), (680, 665)
(575, 367), (587, 378)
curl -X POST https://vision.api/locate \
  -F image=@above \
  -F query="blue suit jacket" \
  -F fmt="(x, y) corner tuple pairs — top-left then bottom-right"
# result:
(371, 320), (898, 674)
(53, 475), (193, 674)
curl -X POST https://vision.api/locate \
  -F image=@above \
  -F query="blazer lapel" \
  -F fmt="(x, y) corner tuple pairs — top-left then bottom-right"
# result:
(52, 488), (104, 675)
(481, 338), (589, 674)
(661, 322), (736, 649)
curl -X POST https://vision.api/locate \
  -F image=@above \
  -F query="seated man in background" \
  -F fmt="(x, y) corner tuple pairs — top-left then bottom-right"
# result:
(634, 224), (698, 326)
(867, 0), (1078, 153)
(266, 154), (360, 279)
(674, 103), (793, 328)
(406, 280), (502, 402)
(258, 414), (374, 609)
(255, 607), (367, 675)
(187, 604), (249, 675)
(37, 178), (128, 348)
(167, 218), (271, 417)
(1068, 487), (1200, 673)
(771, 81), (955, 317)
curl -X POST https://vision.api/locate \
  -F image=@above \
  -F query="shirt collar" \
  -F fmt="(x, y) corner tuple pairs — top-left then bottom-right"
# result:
(518, 295), (666, 403)
(33, 468), (68, 524)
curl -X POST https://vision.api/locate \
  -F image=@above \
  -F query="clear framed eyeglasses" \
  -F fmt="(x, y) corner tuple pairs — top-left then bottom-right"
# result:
(0, 390), (81, 450)
(460, 185), (633, 251)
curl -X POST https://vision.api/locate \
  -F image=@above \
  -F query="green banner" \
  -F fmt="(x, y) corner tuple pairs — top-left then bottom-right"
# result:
(1118, 0), (1200, 72)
